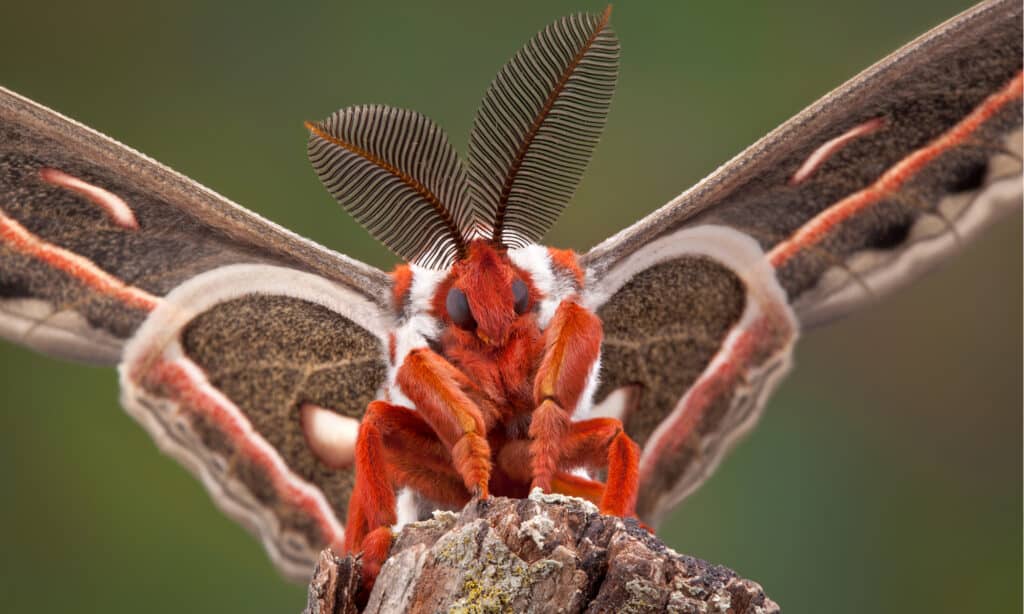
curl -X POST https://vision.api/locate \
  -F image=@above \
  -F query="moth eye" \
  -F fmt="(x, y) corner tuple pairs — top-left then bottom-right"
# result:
(512, 278), (529, 315)
(445, 287), (476, 331)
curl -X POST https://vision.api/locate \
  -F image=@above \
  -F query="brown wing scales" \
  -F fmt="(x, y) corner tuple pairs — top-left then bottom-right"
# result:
(596, 257), (746, 447)
(183, 294), (385, 521)
(585, 0), (1022, 328)
(0, 86), (391, 364)
(124, 280), (390, 580)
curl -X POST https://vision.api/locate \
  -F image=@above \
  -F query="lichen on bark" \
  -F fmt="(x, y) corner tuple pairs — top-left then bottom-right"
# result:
(304, 490), (779, 614)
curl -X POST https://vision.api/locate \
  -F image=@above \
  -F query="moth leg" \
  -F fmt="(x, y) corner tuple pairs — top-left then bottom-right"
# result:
(345, 400), (469, 592)
(550, 472), (606, 506)
(344, 404), (394, 590)
(531, 300), (603, 492)
(496, 439), (607, 506)
(377, 402), (472, 507)
(397, 348), (493, 497)
(560, 417), (640, 517)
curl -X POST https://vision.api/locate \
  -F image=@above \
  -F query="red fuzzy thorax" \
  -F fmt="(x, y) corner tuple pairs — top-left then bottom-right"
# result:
(437, 242), (545, 424)
(426, 241), (548, 497)
(388, 240), (599, 499)
(349, 241), (638, 591)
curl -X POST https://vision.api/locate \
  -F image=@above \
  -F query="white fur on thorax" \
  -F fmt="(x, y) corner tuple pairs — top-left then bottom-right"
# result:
(508, 244), (579, 328)
(508, 244), (600, 419)
(387, 265), (446, 405)
(392, 488), (419, 532)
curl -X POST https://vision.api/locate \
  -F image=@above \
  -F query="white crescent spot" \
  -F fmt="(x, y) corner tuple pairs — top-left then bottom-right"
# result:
(789, 116), (886, 185)
(586, 383), (642, 423)
(40, 167), (140, 229)
(301, 402), (359, 469)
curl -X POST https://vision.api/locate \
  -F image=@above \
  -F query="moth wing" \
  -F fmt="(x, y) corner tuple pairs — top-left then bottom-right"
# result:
(0, 86), (391, 363)
(586, 0), (1022, 328)
(582, 227), (797, 526)
(0, 88), (396, 579)
(582, 0), (1022, 524)
(120, 264), (391, 580)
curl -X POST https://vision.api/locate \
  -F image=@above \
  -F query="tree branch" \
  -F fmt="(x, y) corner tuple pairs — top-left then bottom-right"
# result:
(305, 491), (778, 613)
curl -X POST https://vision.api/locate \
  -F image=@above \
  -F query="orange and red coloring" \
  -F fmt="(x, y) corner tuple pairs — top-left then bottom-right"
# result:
(345, 241), (640, 586)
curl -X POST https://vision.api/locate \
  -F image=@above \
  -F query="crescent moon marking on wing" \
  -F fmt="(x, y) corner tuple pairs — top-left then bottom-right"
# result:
(770, 70), (1023, 268)
(789, 116), (886, 185)
(39, 167), (140, 230)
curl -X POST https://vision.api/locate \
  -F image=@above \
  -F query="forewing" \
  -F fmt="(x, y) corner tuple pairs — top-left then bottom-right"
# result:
(585, 0), (1022, 327)
(582, 0), (1022, 523)
(120, 264), (390, 580)
(0, 86), (391, 363)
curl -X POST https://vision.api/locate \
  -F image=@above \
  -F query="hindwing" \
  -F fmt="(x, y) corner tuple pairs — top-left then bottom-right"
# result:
(121, 265), (390, 579)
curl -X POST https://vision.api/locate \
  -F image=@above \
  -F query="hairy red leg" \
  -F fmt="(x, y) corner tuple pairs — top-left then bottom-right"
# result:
(550, 471), (605, 505)
(398, 348), (492, 497)
(560, 418), (640, 517)
(497, 439), (607, 506)
(376, 404), (470, 507)
(359, 527), (394, 591)
(345, 400), (470, 593)
(601, 430), (640, 517)
(345, 411), (395, 553)
(528, 399), (569, 491)
(498, 415), (639, 516)
(531, 300), (602, 491)
(559, 418), (626, 464)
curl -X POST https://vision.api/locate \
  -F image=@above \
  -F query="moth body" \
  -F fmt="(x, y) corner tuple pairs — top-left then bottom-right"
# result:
(346, 239), (639, 587)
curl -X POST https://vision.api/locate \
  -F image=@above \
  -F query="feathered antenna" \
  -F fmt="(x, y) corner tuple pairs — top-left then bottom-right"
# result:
(307, 8), (619, 266)
(306, 105), (472, 269)
(467, 6), (619, 248)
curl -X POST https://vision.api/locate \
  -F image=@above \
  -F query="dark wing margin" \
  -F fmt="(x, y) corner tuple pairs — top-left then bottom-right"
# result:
(467, 7), (619, 248)
(306, 105), (472, 270)
(585, 0), (1022, 327)
(0, 86), (391, 363)
(120, 264), (390, 580)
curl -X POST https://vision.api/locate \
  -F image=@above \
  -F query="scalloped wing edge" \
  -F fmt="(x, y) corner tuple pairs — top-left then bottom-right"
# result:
(584, 225), (798, 525)
(119, 264), (392, 580)
(792, 128), (1023, 325)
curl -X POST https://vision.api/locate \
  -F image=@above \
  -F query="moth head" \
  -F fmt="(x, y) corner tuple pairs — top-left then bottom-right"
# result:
(438, 240), (535, 348)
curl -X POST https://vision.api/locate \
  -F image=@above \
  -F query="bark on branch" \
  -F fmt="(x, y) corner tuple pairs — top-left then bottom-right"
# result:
(304, 491), (779, 613)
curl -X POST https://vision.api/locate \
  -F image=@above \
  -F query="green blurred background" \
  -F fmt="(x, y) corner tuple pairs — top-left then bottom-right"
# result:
(0, 1), (1019, 612)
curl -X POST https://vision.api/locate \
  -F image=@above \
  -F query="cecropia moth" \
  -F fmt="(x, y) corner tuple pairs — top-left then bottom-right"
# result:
(0, 0), (1020, 607)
